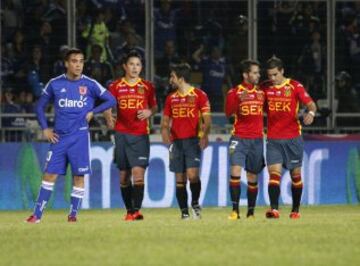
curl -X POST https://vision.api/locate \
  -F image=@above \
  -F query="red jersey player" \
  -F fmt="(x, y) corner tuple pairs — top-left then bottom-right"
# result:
(106, 50), (157, 221)
(225, 59), (265, 219)
(161, 63), (211, 220)
(261, 56), (317, 219)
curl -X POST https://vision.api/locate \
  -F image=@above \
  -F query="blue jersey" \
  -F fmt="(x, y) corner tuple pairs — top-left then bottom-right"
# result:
(36, 74), (116, 135)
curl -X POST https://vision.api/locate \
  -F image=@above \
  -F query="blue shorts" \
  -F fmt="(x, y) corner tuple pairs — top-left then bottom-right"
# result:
(229, 136), (265, 174)
(266, 137), (304, 170)
(169, 138), (201, 173)
(113, 132), (150, 170)
(44, 131), (91, 176)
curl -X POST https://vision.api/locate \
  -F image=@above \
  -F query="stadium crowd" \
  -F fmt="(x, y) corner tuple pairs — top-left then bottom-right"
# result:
(1, 0), (360, 140)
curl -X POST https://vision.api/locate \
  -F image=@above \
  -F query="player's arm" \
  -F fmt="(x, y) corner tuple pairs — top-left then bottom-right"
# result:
(89, 84), (117, 122)
(296, 82), (317, 126)
(192, 44), (204, 64)
(137, 84), (158, 120)
(137, 105), (158, 120)
(161, 115), (171, 145)
(36, 83), (59, 143)
(303, 101), (317, 125)
(103, 108), (116, 129)
(200, 113), (212, 150)
(225, 89), (236, 117)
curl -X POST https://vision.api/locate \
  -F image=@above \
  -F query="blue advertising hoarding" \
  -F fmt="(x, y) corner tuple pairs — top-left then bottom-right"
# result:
(0, 141), (359, 210)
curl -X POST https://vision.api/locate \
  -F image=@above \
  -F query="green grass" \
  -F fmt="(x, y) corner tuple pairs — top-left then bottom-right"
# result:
(0, 206), (359, 266)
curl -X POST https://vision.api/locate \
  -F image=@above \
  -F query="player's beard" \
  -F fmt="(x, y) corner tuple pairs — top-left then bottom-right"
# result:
(170, 82), (178, 90)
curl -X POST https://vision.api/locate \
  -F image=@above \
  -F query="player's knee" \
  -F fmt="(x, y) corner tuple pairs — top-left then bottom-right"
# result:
(269, 171), (281, 187)
(247, 172), (257, 183)
(43, 173), (58, 183)
(291, 173), (303, 188)
(188, 175), (200, 183)
(73, 175), (85, 188)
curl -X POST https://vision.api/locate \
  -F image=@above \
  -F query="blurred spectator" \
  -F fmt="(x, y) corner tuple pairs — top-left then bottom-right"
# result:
(109, 19), (143, 57)
(42, 0), (67, 47)
(227, 15), (248, 85)
(155, 40), (181, 110)
(202, 18), (225, 52)
(154, 0), (178, 58)
(53, 45), (69, 76)
(27, 45), (49, 98)
(297, 31), (326, 99)
(114, 33), (145, 65)
(1, 42), (15, 88)
(2, 0), (23, 39)
(336, 71), (360, 113)
(1, 88), (25, 141)
(348, 24), (360, 84)
(32, 21), (55, 65)
(156, 40), (181, 78)
(336, 71), (360, 127)
(82, 8), (110, 62)
(193, 45), (231, 112)
(8, 29), (28, 93)
(84, 44), (113, 87)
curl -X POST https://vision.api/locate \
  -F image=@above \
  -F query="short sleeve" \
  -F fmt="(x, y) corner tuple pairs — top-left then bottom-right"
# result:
(163, 95), (172, 117)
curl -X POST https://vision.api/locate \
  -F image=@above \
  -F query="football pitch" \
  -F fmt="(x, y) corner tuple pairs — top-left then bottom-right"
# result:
(1, 205), (359, 266)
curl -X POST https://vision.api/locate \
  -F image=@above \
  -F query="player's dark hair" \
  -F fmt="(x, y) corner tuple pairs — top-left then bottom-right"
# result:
(123, 50), (143, 64)
(170, 63), (192, 82)
(240, 59), (260, 74)
(266, 56), (284, 70)
(64, 48), (84, 61)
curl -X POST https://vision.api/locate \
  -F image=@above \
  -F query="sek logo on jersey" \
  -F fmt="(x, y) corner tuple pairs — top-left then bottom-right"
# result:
(59, 95), (88, 108)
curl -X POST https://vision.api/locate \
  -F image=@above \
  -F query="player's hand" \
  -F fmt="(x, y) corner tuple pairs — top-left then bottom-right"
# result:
(161, 129), (171, 145)
(86, 112), (94, 122)
(137, 109), (152, 120)
(43, 128), (59, 143)
(162, 134), (171, 145)
(106, 116), (116, 129)
(199, 135), (209, 150)
(303, 112), (314, 125)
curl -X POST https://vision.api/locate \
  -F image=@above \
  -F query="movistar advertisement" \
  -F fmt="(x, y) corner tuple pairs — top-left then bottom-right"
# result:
(0, 142), (359, 210)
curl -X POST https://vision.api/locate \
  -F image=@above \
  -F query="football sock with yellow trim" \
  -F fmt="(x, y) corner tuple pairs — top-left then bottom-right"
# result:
(120, 182), (133, 213)
(291, 175), (303, 212)
(133, 181), (144, 211)
(247, 181), (258, 215)
(176, 182), (188, 214)
(268, 173), (281, 210)
(229, 176), (241, 213)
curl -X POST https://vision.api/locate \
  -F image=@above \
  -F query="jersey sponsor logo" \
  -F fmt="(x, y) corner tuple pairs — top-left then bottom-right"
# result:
(209, 69), (225, 78)
(239, 90), (248, 101)
(172, 107), (195, 118)
(268, 100), (291, 112)
(187, 95), (195, 103)
(240, 105), (263, 115)
(58, 95), (87, 108)
(79, 86), (87, 95)
(284, 87), (292, 97)
(78, 166), (89, 172)
(119, 98), (144, 109)
(256, 91), (264, 101)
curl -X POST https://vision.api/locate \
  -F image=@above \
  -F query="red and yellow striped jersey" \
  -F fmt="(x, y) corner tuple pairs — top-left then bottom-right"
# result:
(109, 78), (157, 135)
(225, 82), (264, 139)
(261, 79), (313, 139)
(163, 87), (210, 140)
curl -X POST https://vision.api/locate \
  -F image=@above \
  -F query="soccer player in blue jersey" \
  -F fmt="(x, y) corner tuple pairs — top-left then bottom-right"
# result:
(26, 48), (116, 223)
